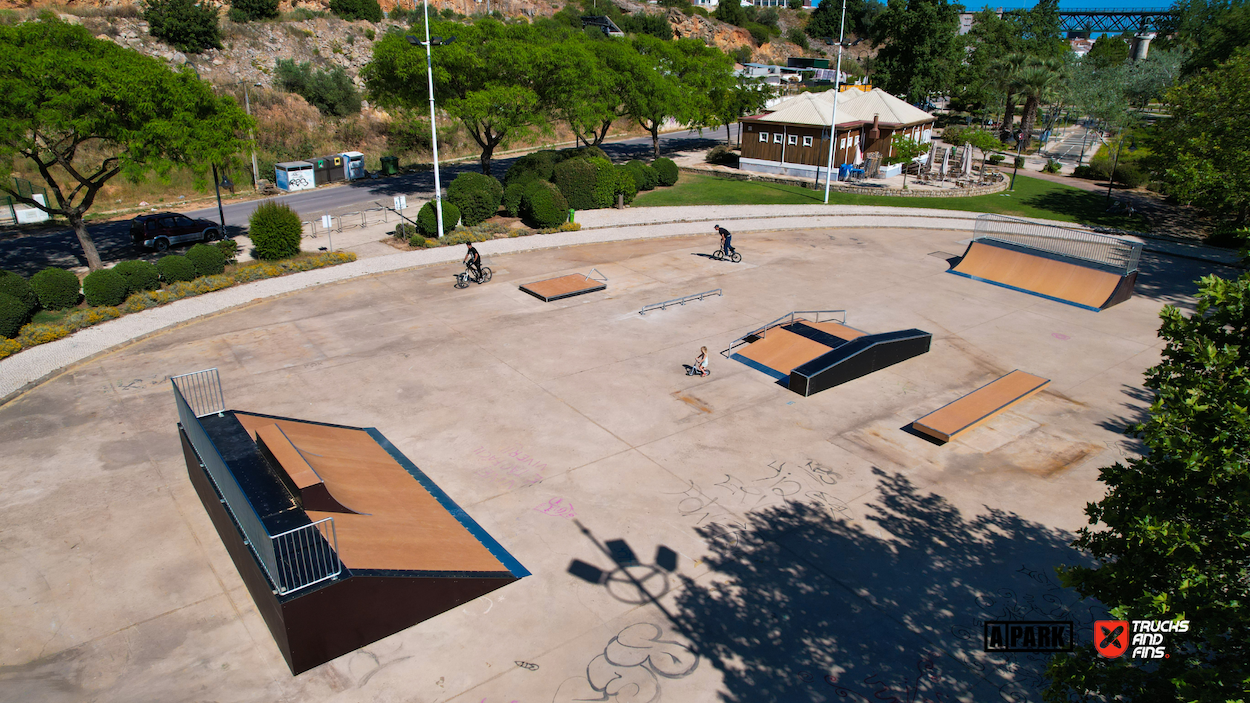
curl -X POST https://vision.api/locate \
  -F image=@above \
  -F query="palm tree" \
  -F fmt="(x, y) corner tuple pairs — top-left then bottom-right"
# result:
(1014, 58), (1064, 153)
(991, 53), (1029, 143)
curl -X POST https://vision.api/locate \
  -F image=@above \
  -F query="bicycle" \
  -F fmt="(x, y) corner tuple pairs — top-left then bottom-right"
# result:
(454, 264), (492, 288)
(711, 247), (742, 264)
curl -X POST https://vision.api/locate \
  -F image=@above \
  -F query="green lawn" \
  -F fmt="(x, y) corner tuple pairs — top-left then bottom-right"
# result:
(631, 173), (1146, 231)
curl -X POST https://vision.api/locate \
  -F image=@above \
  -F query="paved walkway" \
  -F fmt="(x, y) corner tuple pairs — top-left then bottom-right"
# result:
(0, 205), (1240, 403)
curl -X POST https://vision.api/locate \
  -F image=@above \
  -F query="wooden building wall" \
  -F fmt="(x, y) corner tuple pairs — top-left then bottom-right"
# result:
(741, 122), (861, 168)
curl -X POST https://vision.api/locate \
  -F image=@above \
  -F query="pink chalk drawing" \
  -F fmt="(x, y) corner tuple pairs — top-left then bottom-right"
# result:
(534, 498), (577, 519)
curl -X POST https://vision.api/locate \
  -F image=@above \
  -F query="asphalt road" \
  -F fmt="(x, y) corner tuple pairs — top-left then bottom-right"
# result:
(0, 125), (740, 276)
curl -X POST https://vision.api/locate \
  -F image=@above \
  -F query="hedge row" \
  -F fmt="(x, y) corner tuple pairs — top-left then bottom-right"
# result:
(0, 252), (356, 361)
(498, 149), (674, 228)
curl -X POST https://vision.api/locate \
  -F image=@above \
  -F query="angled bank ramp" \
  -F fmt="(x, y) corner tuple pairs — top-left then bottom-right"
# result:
(912, 370), (1050, 443)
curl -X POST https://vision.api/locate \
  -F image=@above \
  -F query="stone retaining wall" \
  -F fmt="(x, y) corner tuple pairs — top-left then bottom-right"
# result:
(677, 166), (1009, 198)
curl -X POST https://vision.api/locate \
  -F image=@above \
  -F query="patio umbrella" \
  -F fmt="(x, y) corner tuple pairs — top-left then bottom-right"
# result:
(940, 147), (950, 177)
(853, 137), (863, 166)
(962, 144), (973, 175)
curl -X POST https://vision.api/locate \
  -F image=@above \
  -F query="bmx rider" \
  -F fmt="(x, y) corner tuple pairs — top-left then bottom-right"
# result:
(714, 225), (735, 258)
(464, 242), (483, 280)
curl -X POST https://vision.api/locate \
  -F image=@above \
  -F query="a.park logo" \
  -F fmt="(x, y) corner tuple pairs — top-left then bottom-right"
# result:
(982, 621), (1075, 653)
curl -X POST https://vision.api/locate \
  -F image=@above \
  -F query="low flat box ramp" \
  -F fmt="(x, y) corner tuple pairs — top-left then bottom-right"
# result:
(733, 328), (832, 379)
(911, 370), (1050, 443)
(519, 273), (606, 302)
(950, 240), (1136, 310)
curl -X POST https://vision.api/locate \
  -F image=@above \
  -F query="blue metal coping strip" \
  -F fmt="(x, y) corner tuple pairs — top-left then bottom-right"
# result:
(367, 428), (532, 578)
(947, 270), (1103, 312)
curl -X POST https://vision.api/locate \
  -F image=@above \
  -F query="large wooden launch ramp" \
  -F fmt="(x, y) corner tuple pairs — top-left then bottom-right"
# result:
(173, 370), (528, 675)
(726, 311), (931, 397)
(949, 215), (1142, 311)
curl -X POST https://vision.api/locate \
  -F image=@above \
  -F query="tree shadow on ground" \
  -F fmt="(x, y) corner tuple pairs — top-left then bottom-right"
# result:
(1129, 251), (1238, 308)
(1022, 188), (1150, 232)
(672, 469), (1105, 703)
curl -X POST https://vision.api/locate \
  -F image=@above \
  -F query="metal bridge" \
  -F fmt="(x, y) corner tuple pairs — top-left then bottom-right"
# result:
(1057, 8), (1175, 33)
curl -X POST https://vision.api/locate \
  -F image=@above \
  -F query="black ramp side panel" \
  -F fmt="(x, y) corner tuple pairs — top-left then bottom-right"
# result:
(789, 329), (932, 396)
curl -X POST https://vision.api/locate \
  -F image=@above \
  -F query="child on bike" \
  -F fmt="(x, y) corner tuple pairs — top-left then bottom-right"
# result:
(464, 242), (483, 280)
(714, 225), (734, 258)
(693, 346), (710, 376)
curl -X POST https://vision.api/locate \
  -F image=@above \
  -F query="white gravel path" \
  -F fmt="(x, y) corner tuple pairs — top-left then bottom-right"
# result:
(1, 206), (1238, 402)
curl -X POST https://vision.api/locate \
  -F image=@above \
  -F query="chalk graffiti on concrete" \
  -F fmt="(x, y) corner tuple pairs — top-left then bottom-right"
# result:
(552, 623), (698, 703)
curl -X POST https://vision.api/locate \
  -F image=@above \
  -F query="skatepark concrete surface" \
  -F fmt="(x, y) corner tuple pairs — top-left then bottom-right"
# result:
(0, 209), (1237, 703)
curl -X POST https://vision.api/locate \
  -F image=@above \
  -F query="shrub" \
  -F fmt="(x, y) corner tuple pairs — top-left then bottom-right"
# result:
(614, 166), (638, 205)
(1205, 226), (1248, 250)
(706, 145), (739, 167)
(156, 255), (197, 283)
(1072, 165), (1096, 179)
(626, 160), (659, 190)
(187, 243), (227, 276)
(228, 0), (278, 22)
(0, 270), (37, 314)
(275, 59), (362, 117)
(144, 0), (222, 53)
(520, 181), (569, 229)
(82, 269), (128, 307)
(1042, 159), (1062, 174)
(0, 336), (19, 360)
(588, 158), (618, 209)
(395, 222), (418, 238)
(216, 239), (240, 264)
(408, 233), (429, 248)
(1113, 164), (1149, 189)
(988, 154), (1006, 165)
(651, 157), (679, 186)
(786, 27), (809, 49)
(1013, 155), (1026, 168)
(17, 323), (70, 347)
(504, 150), (560, 184)
(112, 260), (161, 294)
(552, 158), (598, 210)
(503, 177), (534, 217)
(618, 12), (672, 40)
(744, 22), (770, 44)
(329, 0), (382, 22)
(561, 145), (611, 163)
(0, 293), (29, 338)
(417, 200), (460, 237)
(62, 306), (122, 332)
(788, 0), (804, 8)
(249, 202), (303, 260)
(1088, 155), (1114, 180)
(30, 267), (80, 310)
(446, 172), (504, 226)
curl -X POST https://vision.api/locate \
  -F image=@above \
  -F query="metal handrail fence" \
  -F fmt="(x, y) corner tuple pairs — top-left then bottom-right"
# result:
(973, 214), (1142, 273)
(638, 288), (722, 315)
(171, 369), (341, 595)
(721, 309), (847, 358)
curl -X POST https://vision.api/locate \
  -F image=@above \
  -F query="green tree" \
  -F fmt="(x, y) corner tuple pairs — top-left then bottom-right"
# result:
(714, 0), (747, 28)
(871, 0), (964, 103)
(1152, 48), (1250, 225)
(1122, 48), (1186, 109)
(1159, 0), (1250, 75)
(711, 80), (772, 145)
(329, 0), (382, 23)
(1044, 272), (1250, 703)
(0, 19), (252, 270)
(1014, 58), (1064, 151)
(1008, 0), (1067, 59)
(275, 59), (362, 117)
(883, 134), (929, 187)
(144, 0), (222, 53)
(1086, 34), (1131, 68)
(807, 0), (886, 42)
(942, 126), (1004, 174)
(548, 34), (631, 146)
(618, 12), (673, 40)
(364, 18), (550, 176)
(952, 9), (1023, 115)
(228, 0), (279, 23)
(992, 52), (1029, 144)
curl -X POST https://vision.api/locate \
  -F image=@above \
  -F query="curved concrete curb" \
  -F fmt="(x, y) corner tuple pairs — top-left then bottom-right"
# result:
(0, 205), (1237, 403)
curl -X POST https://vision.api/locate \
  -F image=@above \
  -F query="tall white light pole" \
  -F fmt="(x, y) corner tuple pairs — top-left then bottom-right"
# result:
(244, 83), (261, 191)
(822, 0), (849, 204)
(408, 1), (448, 238)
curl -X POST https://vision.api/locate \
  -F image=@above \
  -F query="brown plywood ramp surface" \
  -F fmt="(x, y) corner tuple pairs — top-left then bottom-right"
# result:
(912, 370), (1050, 443)
(737, 329), (832, 375)
(951, 241), (1124, 309)
(520, 273), (606, 302)
(234, 413), (507, 573)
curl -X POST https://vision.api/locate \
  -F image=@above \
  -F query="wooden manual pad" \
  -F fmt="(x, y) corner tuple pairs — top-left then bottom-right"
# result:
(736, 328), (832, 375)
(912, 370), (1050, 443)
(235, 413), (507, 573)
(950, 241), (1124, 309)
(520, 274), (606, 302)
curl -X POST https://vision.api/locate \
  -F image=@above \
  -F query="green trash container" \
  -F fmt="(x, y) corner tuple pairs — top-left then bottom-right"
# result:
(380, 155), (400, 176)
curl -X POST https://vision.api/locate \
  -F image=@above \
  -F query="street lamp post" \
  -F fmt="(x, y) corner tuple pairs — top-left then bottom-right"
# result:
(244, 82), (262, 191)
(407, 9), (455, 238)
(822, 0), (849, 204)
(211, 165), (232, 231)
